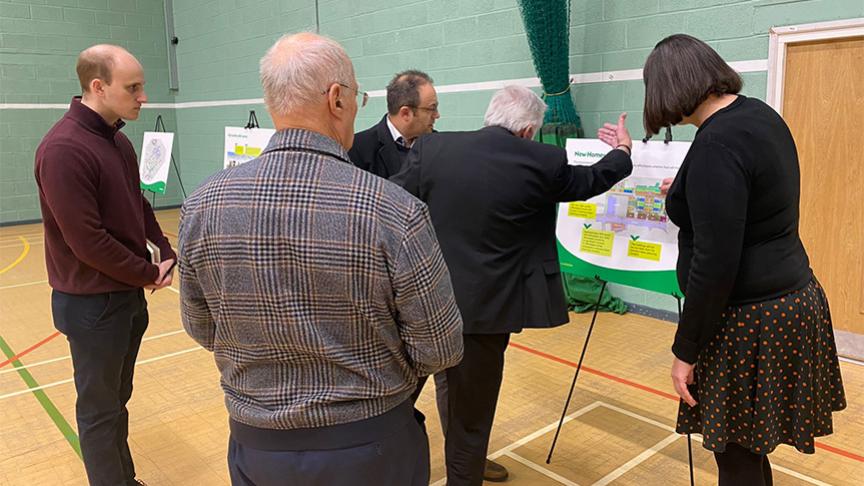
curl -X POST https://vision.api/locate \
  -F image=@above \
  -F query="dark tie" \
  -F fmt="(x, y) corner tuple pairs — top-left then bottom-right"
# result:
(395, 136), (410, 152)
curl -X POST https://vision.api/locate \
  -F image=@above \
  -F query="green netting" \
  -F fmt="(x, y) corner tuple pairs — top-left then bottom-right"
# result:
(563, 274), (628, 314)
(518, 1), (627, 311)
(517, 0), (584, 146)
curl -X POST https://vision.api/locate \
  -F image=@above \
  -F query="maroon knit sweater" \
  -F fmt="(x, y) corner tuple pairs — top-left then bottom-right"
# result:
(34, 97), (175, 294)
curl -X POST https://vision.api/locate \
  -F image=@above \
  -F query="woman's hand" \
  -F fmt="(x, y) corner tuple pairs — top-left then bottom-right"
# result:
(597, 113), (632, 152)
(671, 357), (697, 407)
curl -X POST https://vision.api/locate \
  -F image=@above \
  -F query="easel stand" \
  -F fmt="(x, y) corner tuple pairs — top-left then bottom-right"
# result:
(544, 280), (696, 486)
(144, 114), (188, 207)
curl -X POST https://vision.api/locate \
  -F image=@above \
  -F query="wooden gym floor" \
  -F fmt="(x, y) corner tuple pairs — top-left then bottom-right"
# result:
(1, 209), (862, 485)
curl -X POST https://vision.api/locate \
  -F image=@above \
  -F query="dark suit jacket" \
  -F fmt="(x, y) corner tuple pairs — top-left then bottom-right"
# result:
(391, 126), (632, 334)
(348, 115), (408, 178)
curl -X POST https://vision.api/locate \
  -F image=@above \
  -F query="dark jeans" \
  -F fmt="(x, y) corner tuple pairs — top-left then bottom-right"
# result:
(227, 400), (429, 486)
(416, 333), (510, 486)
(714, 443), (773, 486)
(52, 289), (148, 486)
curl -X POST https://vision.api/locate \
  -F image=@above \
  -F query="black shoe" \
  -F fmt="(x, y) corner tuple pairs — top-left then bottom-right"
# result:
(484, 459), (509, 482)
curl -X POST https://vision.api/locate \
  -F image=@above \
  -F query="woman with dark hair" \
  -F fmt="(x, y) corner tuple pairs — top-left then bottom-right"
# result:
(641, 34), (846, 485)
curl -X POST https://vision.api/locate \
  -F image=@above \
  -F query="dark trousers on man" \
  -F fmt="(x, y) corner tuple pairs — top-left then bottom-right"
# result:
(227, 400), (430, 486)
(428, 333), (510, 486)
(52, 289), (148, 486)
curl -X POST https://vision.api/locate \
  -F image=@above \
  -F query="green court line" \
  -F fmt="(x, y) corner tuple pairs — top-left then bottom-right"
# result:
(0, 334), (81, 459)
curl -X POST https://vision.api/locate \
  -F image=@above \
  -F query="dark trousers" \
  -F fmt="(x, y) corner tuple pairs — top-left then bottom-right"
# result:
(52, 289), (148, 486)
(417, 333), (509, 486)
(410, 371), (449, 430)
(227, 400), (429, 486)
(714, 443), (773, 486)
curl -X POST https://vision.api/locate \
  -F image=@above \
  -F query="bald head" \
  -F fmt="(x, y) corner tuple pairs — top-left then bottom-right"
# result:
(259, 32), (355, 117)
(75, 44), (147, 125)
(76, 44), (139, 93)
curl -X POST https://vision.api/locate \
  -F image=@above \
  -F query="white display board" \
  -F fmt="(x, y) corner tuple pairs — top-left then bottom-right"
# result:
(224, 127), (276, 169)
(556, 139), (691, 295)
(139, 131), (175, 194)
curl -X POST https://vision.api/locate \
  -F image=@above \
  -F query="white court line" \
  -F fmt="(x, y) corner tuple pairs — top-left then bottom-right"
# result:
(591, 433), (680, 486)
(487, 402), (604, 460)
(769, 465), (832, 486)
(0, 329), (188, 376)
(597, 402), (676, 433)
(596, 402), (832, 486)
(0, 279), (48, 290)
(505, 451), (580, 486)
(0, 377), (75, 400)
(0, 354), (69, 376)
(0, 240), (43, 250)
(839, 356), (864, 367)
(0, 345), (204, 401)
(429, 399), (833, 486)
(428, 402), (603, 486)
(0, 234), (43, 242)
(136, 346), (202, 365)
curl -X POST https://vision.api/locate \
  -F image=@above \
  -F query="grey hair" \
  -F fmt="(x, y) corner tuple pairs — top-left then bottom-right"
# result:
(259, 32), (354, 117)
(483, 85), (547, 133)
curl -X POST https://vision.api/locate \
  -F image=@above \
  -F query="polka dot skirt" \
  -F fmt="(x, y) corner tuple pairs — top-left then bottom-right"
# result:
(676, 278), (847, 454)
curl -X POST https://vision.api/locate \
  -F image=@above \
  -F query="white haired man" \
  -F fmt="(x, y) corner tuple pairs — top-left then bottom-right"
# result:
(392, 85), (633, 486)
(178, 33), (463, 485)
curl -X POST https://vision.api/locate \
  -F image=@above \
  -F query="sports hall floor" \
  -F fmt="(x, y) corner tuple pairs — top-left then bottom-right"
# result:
(1, 209), (861, 485)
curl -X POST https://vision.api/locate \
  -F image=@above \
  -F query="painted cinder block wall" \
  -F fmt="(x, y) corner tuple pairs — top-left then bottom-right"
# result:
(2, 0), (863, 312)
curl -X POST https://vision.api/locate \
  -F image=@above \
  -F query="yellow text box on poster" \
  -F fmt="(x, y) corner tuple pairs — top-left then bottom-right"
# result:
(580, 229), (614, 256)
(627, 240), (662, 261)
(568, 202), (597, 219)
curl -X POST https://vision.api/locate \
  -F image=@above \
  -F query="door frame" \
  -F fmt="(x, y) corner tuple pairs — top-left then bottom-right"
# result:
(766, 17), (864, 114)
(768, 19), (864, 360)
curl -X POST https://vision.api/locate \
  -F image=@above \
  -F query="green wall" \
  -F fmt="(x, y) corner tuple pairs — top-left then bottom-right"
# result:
(2, 0), (863, 310)
(0, 0), (181, 223)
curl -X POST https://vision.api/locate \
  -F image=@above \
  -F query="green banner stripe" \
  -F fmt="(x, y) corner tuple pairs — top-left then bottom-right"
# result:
(0, 334), (82, 459)
(557, 240), (683, 298)
(140, 181), (167, 194)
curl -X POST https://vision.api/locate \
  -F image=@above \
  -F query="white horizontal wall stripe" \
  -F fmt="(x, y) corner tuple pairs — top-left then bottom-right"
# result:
(0, 59), (768, 111)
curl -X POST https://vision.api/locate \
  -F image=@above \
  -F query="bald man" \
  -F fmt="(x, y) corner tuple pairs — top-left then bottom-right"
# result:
(35, 45), (175, 486)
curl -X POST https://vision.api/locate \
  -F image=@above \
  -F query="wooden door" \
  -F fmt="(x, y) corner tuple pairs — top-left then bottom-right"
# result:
(782, 36), (864, 334)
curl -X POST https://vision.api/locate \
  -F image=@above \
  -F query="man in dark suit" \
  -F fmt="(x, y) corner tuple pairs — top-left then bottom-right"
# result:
(348, 70), (439, 178)
(392, 85), (634, 486)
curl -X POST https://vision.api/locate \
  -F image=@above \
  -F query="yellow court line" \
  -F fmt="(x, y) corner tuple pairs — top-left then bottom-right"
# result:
(0, 236), (30, 275)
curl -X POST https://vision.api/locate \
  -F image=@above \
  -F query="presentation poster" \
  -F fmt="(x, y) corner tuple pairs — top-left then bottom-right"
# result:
(556, 139), (690, 296)
(224, 127), (276, 169)
(139, 131), (175, 194)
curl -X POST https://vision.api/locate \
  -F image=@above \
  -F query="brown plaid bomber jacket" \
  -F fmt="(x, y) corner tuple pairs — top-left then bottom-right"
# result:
(178, 129), (463, 430)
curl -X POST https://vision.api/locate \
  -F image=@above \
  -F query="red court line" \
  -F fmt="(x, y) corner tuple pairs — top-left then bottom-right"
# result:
(0, 331), (61, 369)
(508, 341), (679, 401)
(508, 340), (864, 463)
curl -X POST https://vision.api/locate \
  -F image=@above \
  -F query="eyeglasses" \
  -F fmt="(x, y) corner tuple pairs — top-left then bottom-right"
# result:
(412, 105), (439, 114)
(323, 82), (368, 107)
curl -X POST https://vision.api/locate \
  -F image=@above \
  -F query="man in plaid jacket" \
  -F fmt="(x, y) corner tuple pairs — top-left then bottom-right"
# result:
(178, 33), (463, 486)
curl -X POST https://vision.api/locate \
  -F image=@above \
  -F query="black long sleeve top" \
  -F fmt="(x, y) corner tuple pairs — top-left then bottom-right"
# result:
(665, 95), (812, 364)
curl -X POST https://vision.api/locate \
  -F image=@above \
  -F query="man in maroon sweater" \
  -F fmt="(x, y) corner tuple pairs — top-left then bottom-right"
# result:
(34, 44), (175, 486)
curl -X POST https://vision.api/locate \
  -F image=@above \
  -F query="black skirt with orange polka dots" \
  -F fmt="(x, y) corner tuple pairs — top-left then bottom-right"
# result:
(675, 277), (846, 455)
